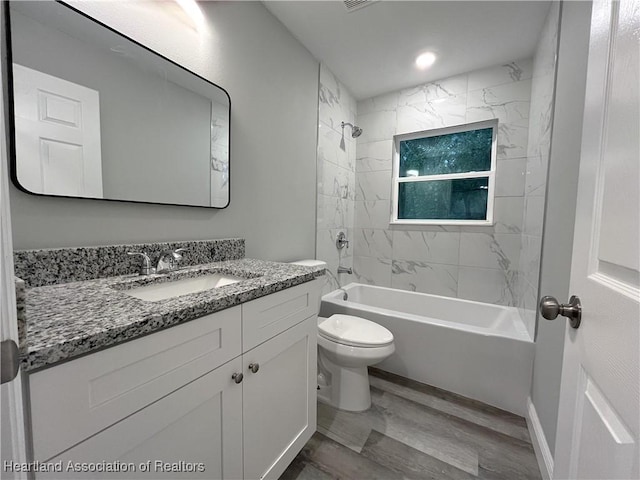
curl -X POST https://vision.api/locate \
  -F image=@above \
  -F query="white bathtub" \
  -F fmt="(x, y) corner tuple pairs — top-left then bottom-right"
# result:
(320, 283), (534, 415)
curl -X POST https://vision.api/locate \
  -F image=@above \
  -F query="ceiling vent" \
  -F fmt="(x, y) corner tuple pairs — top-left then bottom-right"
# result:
(343, 0), (378, 13)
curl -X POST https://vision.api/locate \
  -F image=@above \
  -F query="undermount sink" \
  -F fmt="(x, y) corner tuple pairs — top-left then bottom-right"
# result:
(124, 273), (246, 302)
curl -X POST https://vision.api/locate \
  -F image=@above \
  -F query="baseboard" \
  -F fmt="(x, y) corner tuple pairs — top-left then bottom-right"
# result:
(525, 397), (554, 480)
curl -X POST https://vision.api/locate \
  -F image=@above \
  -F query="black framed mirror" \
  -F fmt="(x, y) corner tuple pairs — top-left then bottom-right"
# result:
(6, 1), (230, 208)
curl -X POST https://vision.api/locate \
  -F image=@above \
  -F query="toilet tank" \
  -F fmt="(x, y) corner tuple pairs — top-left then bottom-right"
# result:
(289, 259), (327, 268)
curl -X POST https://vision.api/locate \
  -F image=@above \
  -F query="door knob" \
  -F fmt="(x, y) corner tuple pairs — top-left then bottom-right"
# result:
(232, 372), (243, 384)
(1, 339), (19, 385)
(539, 295), (581, 329)
(248, 363), (260, 374)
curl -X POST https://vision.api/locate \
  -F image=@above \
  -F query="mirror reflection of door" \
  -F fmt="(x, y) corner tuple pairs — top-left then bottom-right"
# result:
(12, 63), (103, 198)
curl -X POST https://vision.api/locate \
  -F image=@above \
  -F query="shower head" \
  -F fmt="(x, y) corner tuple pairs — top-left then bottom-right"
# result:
(341, 121), (363, 138)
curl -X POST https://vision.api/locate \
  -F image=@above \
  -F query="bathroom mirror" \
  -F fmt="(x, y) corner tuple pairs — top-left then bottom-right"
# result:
(6, 1), (230, 208)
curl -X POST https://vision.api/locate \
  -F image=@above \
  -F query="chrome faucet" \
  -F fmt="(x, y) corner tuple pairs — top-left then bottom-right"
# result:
(127, 252), (156, 275)
(337, 266), (352, 274)
(156, 248), (186, 274)
(324, 268), (349, 300)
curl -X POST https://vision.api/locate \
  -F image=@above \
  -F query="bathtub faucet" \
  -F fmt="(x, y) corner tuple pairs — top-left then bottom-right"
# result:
(323, 269), (349, 300)
(337, 266), (352, 274)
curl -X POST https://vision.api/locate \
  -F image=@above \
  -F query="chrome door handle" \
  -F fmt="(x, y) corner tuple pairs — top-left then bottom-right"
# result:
(539, 295), (581, 329)
(232, 372), (243, 384)
(248, 363), (259, 374)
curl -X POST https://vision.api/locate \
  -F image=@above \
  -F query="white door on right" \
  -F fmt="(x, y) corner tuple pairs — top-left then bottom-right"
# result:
(553, 0), (639, 479)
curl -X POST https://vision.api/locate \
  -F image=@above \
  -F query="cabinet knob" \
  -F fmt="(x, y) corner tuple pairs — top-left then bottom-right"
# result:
(248, 363), (260, 374)
(232, 372), (243, 384)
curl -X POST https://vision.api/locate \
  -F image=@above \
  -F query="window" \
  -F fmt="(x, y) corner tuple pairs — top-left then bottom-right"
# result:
(391, 119), (498, 225)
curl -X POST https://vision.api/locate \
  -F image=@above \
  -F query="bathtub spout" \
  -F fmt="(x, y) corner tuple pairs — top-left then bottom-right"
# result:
(324, 269), (349, 300)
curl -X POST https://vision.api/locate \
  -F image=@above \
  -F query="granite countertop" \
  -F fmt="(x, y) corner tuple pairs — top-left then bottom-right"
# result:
(21, 259), (324, 372)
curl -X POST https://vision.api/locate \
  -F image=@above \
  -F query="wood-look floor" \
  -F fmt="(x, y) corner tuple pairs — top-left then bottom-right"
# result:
(281, 368), (542, 480)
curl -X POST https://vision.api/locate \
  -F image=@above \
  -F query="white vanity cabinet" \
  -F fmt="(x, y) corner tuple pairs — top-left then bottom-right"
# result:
(28, 281), (319, 480)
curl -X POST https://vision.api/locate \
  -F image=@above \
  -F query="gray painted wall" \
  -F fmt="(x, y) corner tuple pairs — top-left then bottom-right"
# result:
(8, 1), (319, 262)
(532, 1), (592, 455)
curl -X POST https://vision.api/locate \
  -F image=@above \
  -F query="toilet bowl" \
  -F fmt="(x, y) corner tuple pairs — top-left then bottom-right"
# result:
(290, 260), (395, 411)
(317, 314), (395, 411)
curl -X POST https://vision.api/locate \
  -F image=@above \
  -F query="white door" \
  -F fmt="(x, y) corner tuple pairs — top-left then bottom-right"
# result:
(0, 19), (27, 477)
(552, 0), (639, 478)
(12, 64), (103, 198)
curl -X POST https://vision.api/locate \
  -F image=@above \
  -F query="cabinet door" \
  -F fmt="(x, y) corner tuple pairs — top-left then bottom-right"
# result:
(39, 358), (244, 480)
(242, 316), (317, 480)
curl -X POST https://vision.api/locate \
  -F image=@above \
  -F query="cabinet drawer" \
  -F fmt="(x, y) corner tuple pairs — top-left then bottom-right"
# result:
(242, 280), (319, 351)
(29, 306), (241, 462)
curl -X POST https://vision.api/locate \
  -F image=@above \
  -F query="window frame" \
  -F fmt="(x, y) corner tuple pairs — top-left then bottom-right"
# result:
(391, 119), (498, 226)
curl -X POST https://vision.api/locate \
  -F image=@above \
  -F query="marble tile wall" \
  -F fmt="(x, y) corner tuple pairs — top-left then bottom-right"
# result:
(517, 2), (560, 338)
(352, 60), (534, 308)
(316, 64), (357, 294)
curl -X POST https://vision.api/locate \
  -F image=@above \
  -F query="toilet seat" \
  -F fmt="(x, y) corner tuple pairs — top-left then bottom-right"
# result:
(318, 314), (393, 348)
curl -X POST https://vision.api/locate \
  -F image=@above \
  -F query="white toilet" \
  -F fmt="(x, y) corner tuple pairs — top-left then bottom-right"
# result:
(290, 260), (395, 412)
(316, 314), (395, 411)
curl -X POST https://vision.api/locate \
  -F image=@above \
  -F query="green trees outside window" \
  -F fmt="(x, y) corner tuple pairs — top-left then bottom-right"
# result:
(393, 120), (496, 224)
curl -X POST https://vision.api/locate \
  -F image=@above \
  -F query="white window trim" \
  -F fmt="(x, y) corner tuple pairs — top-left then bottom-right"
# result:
(390, 119), (498, 226)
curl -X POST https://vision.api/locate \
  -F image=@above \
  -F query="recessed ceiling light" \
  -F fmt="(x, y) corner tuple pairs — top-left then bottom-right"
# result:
(415, 52), (437, 70)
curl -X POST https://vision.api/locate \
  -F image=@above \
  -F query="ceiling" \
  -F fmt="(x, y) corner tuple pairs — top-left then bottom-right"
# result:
(263, 1), (552, 100)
